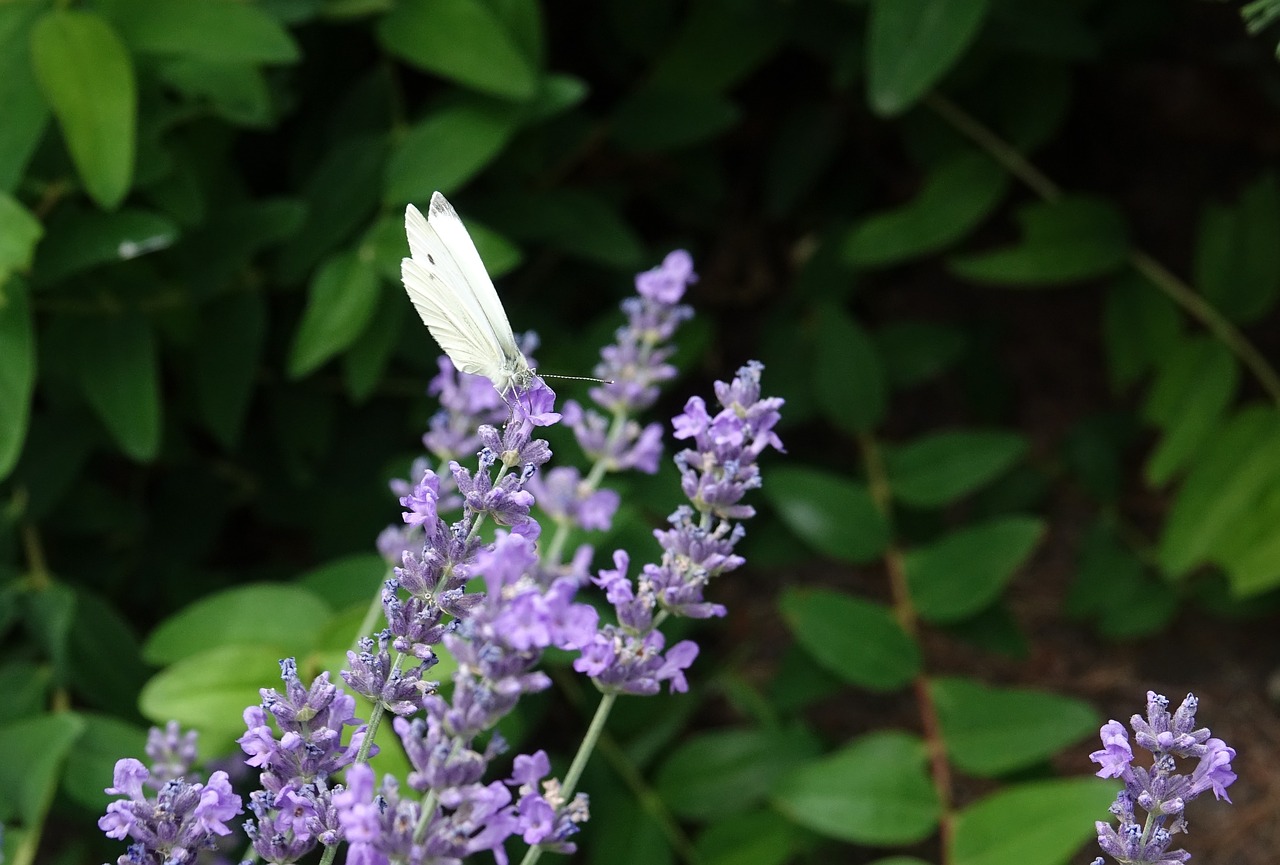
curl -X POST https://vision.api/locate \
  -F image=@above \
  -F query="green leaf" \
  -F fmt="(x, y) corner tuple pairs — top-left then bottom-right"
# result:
(905, 516), (1044, 622)
(866, 0), (992, 116)
(1216, 483), (1280, 596)
(192, 291), (266, 448)
(612, 87), (740, 152)
(0, 662), (50, 725)
(950, 197), (1129, 285)
(773, 732), (940, 845)
(143, 583), (332, 664)
(496, 190), (644, 268)
(0, 2), (49, 193)
(951, 777), (1115, 865)
(61, 714), (147, 813)
(845, 153), (1009, 267)
(156, 59), (273, 127)
(288, 250), (381, 379)
(140, 644), (289, 750)
(35, 208), (179, 285)
(931, 678), (1098, 776)
(813, 304), (886, 434)
(1102, 273), (1182, 391)
(1068, 521), (1177, 638)
(344, 284), (407, 401)
(68, 589), (149, 717)
(0, 194), (42, 285)
(0, 278), (35, 479)
(649, 0), (783, 95)
(99, 0), (298, 63)
(1142, 337), (1238, 486)
(377, 0), (537, 99)
(1158, 406), (1280, 578)
(780, 588), (921, 691)
(0, 712), (85, 827)
(72, 312), (162, 461)
(695, 810), (796, 865)
(1194, 172), (1280, 324)
(297, 553), (387, 609)
(30, 9), (136, 209)
(763, 466), (889, 563)
(884, 429), (1027, 507)
(655, 727), (822, 820)
(875, 320), (969, 387)
(384, 101), (520, 205)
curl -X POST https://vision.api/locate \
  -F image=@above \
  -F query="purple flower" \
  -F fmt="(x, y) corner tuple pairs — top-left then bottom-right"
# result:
(1090, 692), (1236, 865)
(527, 466), (621, 531)
(100, 759), (243, 863)
(144, 721), (199, 785)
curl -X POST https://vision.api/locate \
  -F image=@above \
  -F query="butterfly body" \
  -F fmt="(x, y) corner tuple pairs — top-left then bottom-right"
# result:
(401, 192), (533, 396)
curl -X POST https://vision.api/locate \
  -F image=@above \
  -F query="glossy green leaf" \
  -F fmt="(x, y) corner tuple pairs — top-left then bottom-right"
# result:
(1194, 172), (1280, 324)
(1102, 273), (1182, 391)
(885, 429), (1027, 507)
(932, 678), (1098, 776)
(1158, 406), (1280, 578)
(1142, 337), (1238, 485)
(0, 2), (48, 193)
(867, 0), (991, 116)
(384, 101), (520, 204)
(288, 250), (381, 378)
(377, 0), (537, 99)
(0, 712), (85, 827)
(764, 466), (889, 563)
(612, 87), (740, 152)
(72, 312), (162, 461)
(814, 304), (886, 434)
(61, 714), (147, 812)
(773, 732), (940, 845)
(655, 727), (822, 820)
(905, 516), (1044, 622)
(34, 209), (179, 285)
(193, 291), (267, 448)
(695, 809), (796, 865)
(950, 197), (1129, 285)
(780, 588), (921, 691)
(30, 9), (136, 209)
(100, 0), (298, 63)
(0, 277), (35, 479)
(845, 153), (1009, 267)
(951, 777), (1115, 865)
(143, 584), (332, 664)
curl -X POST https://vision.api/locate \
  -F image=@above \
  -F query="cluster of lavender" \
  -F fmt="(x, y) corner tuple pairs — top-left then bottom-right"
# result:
(99, 250), (788, 865)
(1089, 691), (1237, 865)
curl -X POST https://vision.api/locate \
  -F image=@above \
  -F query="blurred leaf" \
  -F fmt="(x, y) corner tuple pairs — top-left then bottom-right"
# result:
(385, 100), (520, 205)
(813, 303), (886, 434)
(1216, 483), (1280, 596)
(0, 2), (49, 193)
(288, 249), (382, 378)
(773, 732), (940, 845)
(650, 0), (782, 94)
(1102, 273), (1181, 391)
(72, 312), (162, 461)
(99, 0), (298, 63)
(875, 319), (968, 387)
(0, 712), (85, 827)
(655, 727), (822, 820)
(35, 209), (179, 285)
(1060, 412), (1137, 503)
(613, 87), (740, 152)
(905, 516), (1044, 622)
(297, 553), (387, 609)
(496, 190), (644, 268)
(61, 714), (146, 813)
(525, 72), (588, 121)
(1068, 521), (1177, 638)
(780, 588), (921, 691)
(344, 284), (408, 401)
(766, 102), (845, 216)
(764, 467), (889, 563)
(884, 429), (1027, 507)
(140, 644), (287, 751)
(866, 0), (991, 116)
(143, 583), (332, 665)
(845, 153), (1008, 267)
(983, 1), (1098, 61)
(695, 809), (796, 865)
(377, 0), (537, 100)
(1142, 337), (1238, 486)
(156, 59), (273, 127)
(193, 290), (267, 448)
(931, 678), (1098, 776)
(0, 196), (40, 284)
(30, 9), (136, 209)
(1158, 406), (1280, 578)
(0, 662), (50, 725)
(951, 778), (1115, 865)
(1194, 172), (1280, 324)
(68, 589), (149, 716)
(0, 278), (35, 479)
(950, 197), (1129, 285)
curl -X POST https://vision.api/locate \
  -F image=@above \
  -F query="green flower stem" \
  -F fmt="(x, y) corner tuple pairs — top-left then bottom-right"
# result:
(923, 90), (1280, 407)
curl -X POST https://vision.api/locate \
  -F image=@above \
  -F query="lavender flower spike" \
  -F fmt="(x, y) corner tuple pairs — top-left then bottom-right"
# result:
(1089, 691), (1237, 865)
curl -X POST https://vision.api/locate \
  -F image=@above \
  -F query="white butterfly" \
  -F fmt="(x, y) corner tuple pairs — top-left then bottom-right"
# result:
(401, 191), (534, 396)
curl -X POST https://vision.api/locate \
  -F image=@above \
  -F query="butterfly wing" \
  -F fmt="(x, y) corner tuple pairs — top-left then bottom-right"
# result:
(401, 193), (529, 391)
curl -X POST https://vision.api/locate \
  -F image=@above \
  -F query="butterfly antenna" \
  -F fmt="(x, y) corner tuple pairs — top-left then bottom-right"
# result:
(536, 372), (615, 385)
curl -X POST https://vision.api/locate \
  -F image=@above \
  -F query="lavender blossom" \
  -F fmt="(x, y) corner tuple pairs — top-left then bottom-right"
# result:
(1089, 691), (1237, 865)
